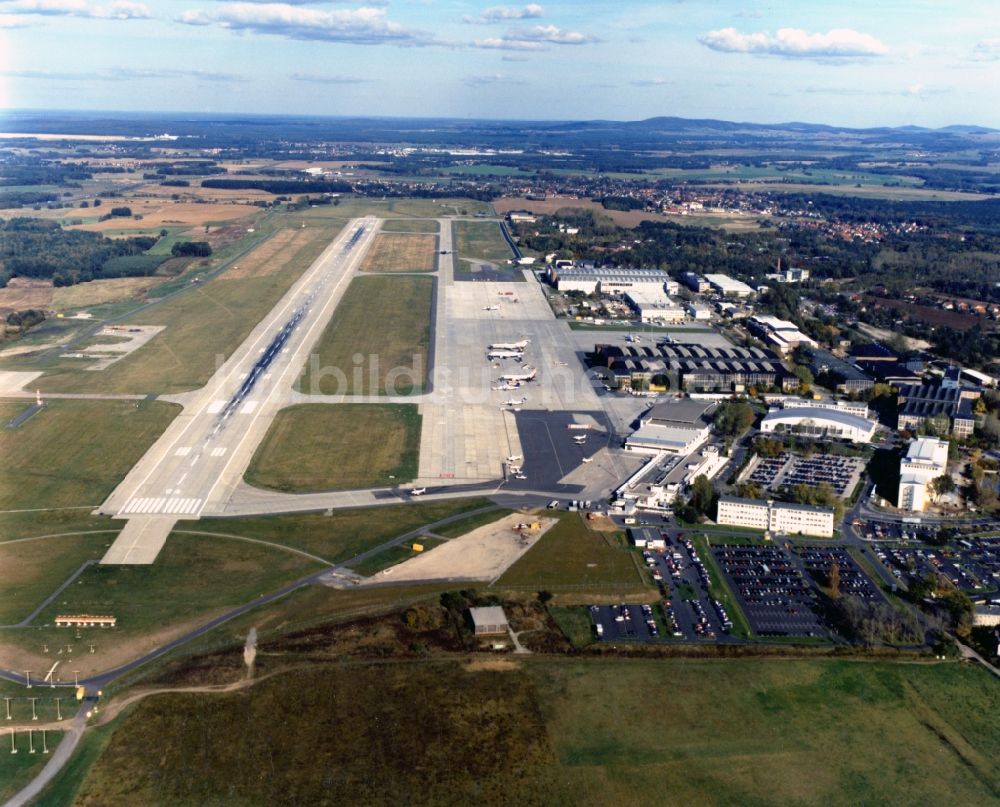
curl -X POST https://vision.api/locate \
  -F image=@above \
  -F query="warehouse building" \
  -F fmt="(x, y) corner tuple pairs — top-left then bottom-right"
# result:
(625, 290), (686, 323)
(809, 348), (875, 395)
(704, 273), (755, 298)
(748, 315), (817, 356)
(897, 437), (949, 512)
(547, 265), (677, 296)
(716, 496), (834, 538)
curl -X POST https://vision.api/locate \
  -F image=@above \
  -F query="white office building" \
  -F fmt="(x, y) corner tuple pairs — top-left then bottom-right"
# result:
(625, 290), (686, 323)
(704, 273), (755, 298)
(760, 405), (877, 444)
(897, 437), (949, 512)
(717, 496), (835, 538)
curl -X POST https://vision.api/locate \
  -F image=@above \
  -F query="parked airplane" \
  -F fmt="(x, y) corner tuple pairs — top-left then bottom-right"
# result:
(487, 349), (524, 359)
(482, 304), (500, 311)
(506, 454), (523, 463)
(489, 339), (530, 351)
(503, 397), (527, 406)
(573, 435), (587, 444)
(581, 456), (594, 463)
(514, 474), (527, 480)
(500, 367), (537, 383)
(410, 487), (427, 496)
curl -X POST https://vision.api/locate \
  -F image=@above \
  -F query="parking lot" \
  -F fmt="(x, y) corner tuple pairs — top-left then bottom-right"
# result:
(742, 452), (866, 498)
(712, 545), (830, 637)
(589, 603), (661, 641)
(794, 547), (883, 601)
(876, 537), (1000, 596)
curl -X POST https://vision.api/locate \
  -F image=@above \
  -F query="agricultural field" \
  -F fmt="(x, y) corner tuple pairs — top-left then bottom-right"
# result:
(286, 197), (492, 223)
(31, 221), (342, 394)
(245, 403), (422, 492)
(493, 513), (649, 597)
(67, 199), (257, 233)
(0, 399), (179, 510)
(494, 197), (681, 229)
(297, 275), (433, 396)
(56, 655), (1000, 806)
(360, 232), (438, 273)
(453, 219), (514, 263)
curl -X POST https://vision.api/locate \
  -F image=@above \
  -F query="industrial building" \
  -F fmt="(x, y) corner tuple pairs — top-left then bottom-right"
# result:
(547, 265), (676, 296)
(686, 303), (712, 321)
(897, 383), (978, 438)
(748, 315), (817, 356)
(624, 399), (716, 455)
(716, 496), (835, 538)
(897, 437), (949, 512)
(704, 273), (755, 298)
(468, 606), (509, 636)
(625, 290), (686, 323)
(680, 272), (709, 293)
(809, 348), (875, 394)
(594, 342), (790, 393)
(760, 401), (878, 443)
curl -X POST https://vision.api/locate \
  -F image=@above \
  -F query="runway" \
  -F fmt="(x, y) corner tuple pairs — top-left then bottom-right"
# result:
(99, 217), (380, 564)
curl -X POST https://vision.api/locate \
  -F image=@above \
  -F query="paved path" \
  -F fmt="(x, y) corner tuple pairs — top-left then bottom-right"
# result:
(3, 705), (89, 807)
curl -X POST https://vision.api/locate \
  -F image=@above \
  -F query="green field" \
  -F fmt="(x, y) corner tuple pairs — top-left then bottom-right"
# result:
(379, 219), (440, 234)
(453, 219), (514, 264)
(31, 219), (340, 394)
(434, 508), (513, 539)
(350, 536), (445, 576)
(192, 498), (493, 565)
(0, 399), (179, 510)
(494, 514), (649, 595)
(284, 197), (493, 223)
(297, 275), (433, 395)
(245, 403), (421, 492)
(60, 657), (1000, 806)
(0, 533), (113, 624)
(0, 730), (64, 803)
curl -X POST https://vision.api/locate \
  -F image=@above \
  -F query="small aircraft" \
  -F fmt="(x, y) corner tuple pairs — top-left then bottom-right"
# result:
(410, 487), (427, 496)
(573, 435), (587, 444)
(514, 474), (528, 480)
(482, 304), (500, 311)
(506, 454), (523, 463)
(503, 397), (527, 406)
(581, 456), (594, 464)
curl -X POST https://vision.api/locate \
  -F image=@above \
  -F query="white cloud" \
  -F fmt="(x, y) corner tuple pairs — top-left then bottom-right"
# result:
(464, 4), (542, 24)
(472, 22), (596, 50)
(2, 66), (244, 80)
(0, 12), (27, 24)
(465, 72), (525, 86)
(0, 0), (150, 18)
(631, 78), (672, 87)
(699, 27), (888, 59)
(177, 3), (428, 45)
(290, 72), (369, 83)
(971, 37), (1000, 61)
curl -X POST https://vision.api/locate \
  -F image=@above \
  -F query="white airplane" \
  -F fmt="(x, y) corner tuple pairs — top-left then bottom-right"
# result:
(483, 304), (500, 311)
(487, 349), (524, 360)
(500, 367), (536, 383)
(410, 487), (427, 496)
(506, 454), (523, 463)
(514, 474), (527, 480)
(503, 397), (527, 406)
(573, 435), (587, 443)
(489, 339), (530, 351)
(582, 456), (594, 463)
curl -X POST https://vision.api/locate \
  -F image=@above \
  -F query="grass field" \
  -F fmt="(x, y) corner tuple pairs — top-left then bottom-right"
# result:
(453, 220), (514, 263)
(30, 219), (341, 394)
(494, 514), (650, 596)
(192, 498), (493, 565)
(62, 656), (1000, 806)
(285, 197), (493, 223)
(350, 536), (445, 576)
(0, 399), (179, 510)
(0, 509), (117, 544)
(434, 508), (513, 538)
(297, 275), (433, 395)
(360, 232), (438, 273)
(379, 219), (440, 234)
(0, 730), (64, 803)
(245, 403), (421, 492)
(0, 533), (113, 624)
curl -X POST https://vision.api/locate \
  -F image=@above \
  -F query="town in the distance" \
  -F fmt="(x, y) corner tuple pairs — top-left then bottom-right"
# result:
(1, 111), (999, 805)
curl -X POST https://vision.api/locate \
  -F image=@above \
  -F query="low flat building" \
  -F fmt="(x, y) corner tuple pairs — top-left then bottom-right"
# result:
(897, 436), (949, 512)
(686, 303), (712, 321)
(680, 272), (709, 293)
(716, 496), (834, 538)
(469, 606), (509, 636)
(625, 290), (686, 323)
(55, 614), (117, 628)
(625, 399), (716, 455)
(548, 265), (673, 296)
(748, 315), (817, 356)
(704, 273), (755, 298)
(809, 348), (874, 394)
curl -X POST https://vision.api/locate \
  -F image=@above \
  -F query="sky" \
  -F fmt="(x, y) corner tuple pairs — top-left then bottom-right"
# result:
(1, 0), (999, 127)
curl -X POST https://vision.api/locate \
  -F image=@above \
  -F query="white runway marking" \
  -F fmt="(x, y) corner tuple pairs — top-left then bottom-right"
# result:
(174, 446), (191, 457)
(210, 447), (227, 457)
(121, 496), (202, 515)
(206, 400), (225, 414)
(240, 401), (258, 414)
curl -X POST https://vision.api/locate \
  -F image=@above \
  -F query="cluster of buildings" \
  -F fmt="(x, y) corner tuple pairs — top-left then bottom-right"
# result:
(747, 315), (817, 356)
(623, 399), (717, 455)
(592, 342), (791, 393)
(897, 382), (978, 439)
(546, 265), (678, 297)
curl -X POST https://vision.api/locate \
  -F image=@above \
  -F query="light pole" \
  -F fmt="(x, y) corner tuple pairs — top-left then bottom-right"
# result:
(9, 728), (15, 754)
(55, 697), (63, 721)
(24, 670), (31, 689)
(28, 730), (35, 754)
(4, 697), (11, 720)
(42, 729), (49, 754)
(29, 698), (38, 721)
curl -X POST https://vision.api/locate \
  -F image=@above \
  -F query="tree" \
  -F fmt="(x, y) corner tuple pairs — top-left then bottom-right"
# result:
(931, 474), (956, 498)
(794, 365), (814, 392)
(713, 401), (755, 436)
(689, 474), (716, 518)
(828, 561), (841, 600)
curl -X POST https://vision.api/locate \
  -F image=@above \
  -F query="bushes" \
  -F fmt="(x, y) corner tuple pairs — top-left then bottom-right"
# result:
(171, 241), (212, 258)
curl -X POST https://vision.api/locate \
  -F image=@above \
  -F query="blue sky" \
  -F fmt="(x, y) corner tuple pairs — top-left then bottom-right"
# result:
(1, 0), (999, 126)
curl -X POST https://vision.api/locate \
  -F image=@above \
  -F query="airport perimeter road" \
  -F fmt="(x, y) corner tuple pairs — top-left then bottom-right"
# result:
(98, 218), (381, 563)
